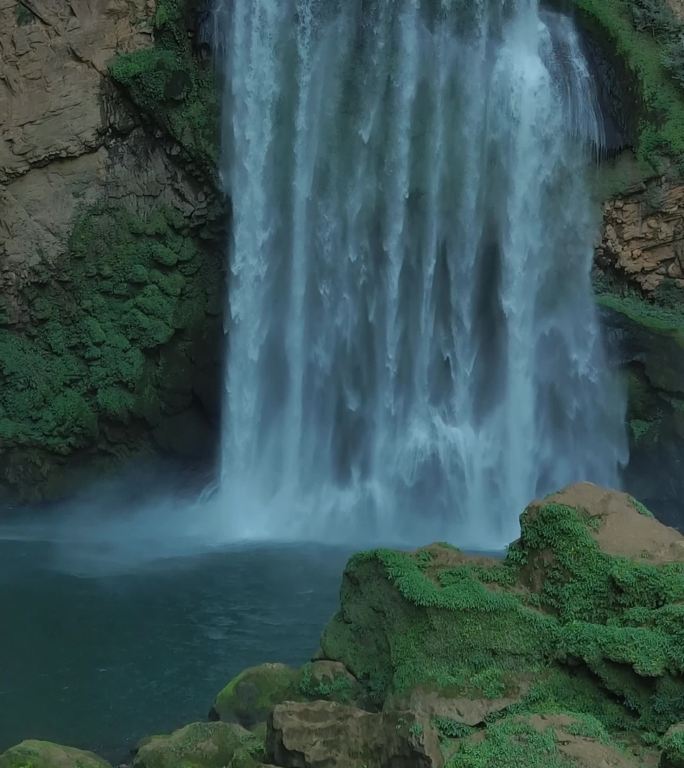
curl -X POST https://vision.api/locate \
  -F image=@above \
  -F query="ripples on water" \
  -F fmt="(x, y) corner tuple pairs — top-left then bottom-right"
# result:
(0, 525), (351, 761)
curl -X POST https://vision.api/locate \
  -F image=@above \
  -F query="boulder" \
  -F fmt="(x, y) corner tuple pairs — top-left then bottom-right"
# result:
(133, 722), (261, 768)
(661, 724), (684, 768)
(211, 663), (301, 728)
(266, 700), (443, 768)
(0, 740), (110, 768)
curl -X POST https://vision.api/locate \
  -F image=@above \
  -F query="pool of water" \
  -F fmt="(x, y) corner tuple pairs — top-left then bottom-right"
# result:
(0, 536), (350, 761)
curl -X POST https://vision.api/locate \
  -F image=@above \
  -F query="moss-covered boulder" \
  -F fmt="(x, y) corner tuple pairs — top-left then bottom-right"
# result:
(211, 663), (302, 728)
(0, 741), (110, 768)
(133, 721), (263, 768)
(319, 483), (684, 743)
(662, 724), (684, 768)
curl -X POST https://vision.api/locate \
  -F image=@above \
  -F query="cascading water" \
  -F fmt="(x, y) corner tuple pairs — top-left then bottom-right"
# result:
(211, 0), (628, 547)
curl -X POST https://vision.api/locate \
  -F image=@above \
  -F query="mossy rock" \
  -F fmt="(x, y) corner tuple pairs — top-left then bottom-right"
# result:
(320, 484), (684, 737)
(211, 663), (302, 728)
(133, 721), (262, 768)
(662, 724), (684, 768)
(297, 660), (365, 706)
(0, 202), (222, 501)
(451, 713), (647, 768)
(0, 740), (110, 768)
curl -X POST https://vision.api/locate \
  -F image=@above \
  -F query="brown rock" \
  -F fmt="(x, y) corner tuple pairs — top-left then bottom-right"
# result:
(534, 482), (684, 563)
(384, 682), (527, 727)
(524, 715), (643, 768)
(266, 701), (444, 768)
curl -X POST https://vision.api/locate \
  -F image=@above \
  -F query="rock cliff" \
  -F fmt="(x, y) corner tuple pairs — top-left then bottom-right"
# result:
(0, 0), (224, 503)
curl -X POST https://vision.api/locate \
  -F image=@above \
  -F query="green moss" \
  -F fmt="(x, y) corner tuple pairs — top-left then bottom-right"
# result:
(212, 664), (301, 728)
(0, 203), (220, 498)
(133, 722), (261, 768)
(321, 496), (684, 740)
(661, 725), (684, 768)
(109, 0), (218, 173)
(597, 293), (684, 347)
(447, 717), (574, 768)
(0, 741), (110, 768)
(321, 549), (558, 707)
(574, 0), (684, 166)
(630, 496), (655, 517)
(297, 663), (358, 704)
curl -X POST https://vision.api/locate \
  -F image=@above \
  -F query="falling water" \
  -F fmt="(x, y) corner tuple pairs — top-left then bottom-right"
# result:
(211, 0), (627, 547)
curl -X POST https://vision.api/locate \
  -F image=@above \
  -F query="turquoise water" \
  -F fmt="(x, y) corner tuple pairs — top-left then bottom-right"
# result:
(0, 538), (349, 761)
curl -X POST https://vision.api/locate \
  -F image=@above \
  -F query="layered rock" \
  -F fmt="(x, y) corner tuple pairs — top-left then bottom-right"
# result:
(597, 178), (684, 294)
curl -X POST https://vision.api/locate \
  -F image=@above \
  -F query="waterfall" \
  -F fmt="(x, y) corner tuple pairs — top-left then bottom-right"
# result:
(211, 0), (627, 547)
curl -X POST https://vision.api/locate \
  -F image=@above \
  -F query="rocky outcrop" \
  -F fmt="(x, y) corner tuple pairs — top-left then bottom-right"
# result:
(597, 178), (684, 294)
(0, 0), (224, 503)
(266, 701), (443, 768)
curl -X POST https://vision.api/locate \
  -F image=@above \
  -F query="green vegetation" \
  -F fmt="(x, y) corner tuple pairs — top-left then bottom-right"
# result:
(322, 502), (684, 738)
(0, 741), (110, 768)
(297, 663), (358, 704)
(597, 292), (684, 346)
(212, 664), (301, 727)
(133, 722), (263, 768)
(661, 725), (684, 768)
(574, 0), (684, 166)
(109, 0), (218, 173)
(0, 203), (221, 498)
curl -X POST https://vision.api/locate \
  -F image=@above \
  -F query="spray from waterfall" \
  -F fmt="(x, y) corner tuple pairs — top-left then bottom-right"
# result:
(211, 0), (627, 547)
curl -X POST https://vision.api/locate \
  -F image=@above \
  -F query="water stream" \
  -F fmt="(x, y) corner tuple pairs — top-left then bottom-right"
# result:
(213, 0), (627, 548)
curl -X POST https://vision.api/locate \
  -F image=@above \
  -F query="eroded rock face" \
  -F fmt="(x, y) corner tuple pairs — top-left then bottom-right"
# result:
(0, 0), (153, 176)
(597, 178), (684, 294)
(266, 701), (444, 768)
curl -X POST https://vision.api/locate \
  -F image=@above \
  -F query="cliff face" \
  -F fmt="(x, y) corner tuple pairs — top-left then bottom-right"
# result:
(570, 0), (684, 526)
(0, 0), (224, 503)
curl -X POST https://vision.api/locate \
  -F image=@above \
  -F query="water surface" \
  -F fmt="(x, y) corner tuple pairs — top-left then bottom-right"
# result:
(0, 539), (349, 760)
